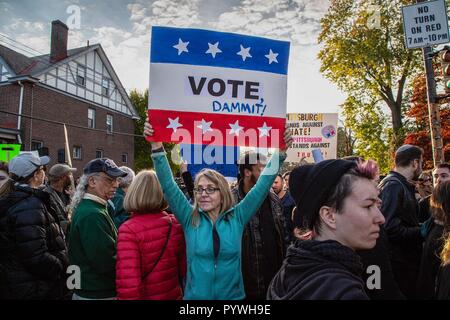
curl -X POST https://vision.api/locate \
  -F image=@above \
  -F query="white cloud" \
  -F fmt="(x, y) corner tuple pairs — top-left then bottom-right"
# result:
(128, 0), (202, 35)
(213, 0), (329, 46)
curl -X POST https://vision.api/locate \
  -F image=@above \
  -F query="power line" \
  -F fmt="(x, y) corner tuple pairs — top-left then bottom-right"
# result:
(1, 110), (145, 138)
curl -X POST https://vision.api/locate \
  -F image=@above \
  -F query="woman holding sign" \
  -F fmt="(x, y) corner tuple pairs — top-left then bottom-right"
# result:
(144, 118), (292, 300)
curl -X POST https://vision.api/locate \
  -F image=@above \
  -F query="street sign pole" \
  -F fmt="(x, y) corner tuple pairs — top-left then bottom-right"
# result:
(422, 46), (444, 165)
(417, 0), (445, 166)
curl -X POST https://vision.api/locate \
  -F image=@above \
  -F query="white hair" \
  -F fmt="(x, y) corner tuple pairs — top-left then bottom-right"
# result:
(68, 173), (97, 219)
(118, 166), (135, 189)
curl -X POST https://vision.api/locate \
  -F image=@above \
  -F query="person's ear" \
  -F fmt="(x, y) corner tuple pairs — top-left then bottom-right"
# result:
(87, 176), (96, 188)
(319, 205), (337, 230)
(244, 168), (251, 178)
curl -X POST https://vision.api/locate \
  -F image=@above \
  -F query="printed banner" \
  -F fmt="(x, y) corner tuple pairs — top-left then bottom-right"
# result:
(147, 26), (290, 148)
(285, 113), (338, 163)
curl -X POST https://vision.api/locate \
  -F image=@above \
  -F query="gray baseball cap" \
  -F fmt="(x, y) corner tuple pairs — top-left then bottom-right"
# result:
(48, 164), (77, 178)
(9, 152), (50, 179)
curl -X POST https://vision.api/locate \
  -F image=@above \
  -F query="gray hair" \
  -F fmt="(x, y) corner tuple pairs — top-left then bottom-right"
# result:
(118, 166), (135, 189)
(69, 173), (97, 218)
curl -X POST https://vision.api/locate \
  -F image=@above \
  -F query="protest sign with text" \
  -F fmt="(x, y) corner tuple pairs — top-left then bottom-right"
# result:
(147, 26), (290, 149)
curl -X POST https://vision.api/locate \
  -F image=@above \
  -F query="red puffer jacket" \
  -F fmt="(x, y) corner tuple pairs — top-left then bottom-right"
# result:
(116, 211), (186, 300)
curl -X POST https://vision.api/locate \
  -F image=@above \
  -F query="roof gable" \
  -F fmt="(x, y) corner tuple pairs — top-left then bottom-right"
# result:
(32, 45), (138, 118)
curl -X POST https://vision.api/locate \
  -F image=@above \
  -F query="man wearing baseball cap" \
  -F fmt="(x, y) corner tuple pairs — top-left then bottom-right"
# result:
(68, 158), (126, 300)
(44, 164), (77, 237)
(0, 153), (69, 299)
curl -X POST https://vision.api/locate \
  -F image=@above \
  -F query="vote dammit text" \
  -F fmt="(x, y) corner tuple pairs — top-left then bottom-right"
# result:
(187, 76), (268, 116)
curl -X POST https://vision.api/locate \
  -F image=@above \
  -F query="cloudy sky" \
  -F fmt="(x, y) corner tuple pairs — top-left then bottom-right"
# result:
(0, 0), (346, 114)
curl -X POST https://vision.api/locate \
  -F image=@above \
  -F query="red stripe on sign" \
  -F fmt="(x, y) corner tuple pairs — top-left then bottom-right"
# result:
(146, 109), (286, 149)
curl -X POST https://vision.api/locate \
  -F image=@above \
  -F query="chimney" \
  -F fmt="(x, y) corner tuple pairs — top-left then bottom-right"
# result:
(50, 20), (68, 63)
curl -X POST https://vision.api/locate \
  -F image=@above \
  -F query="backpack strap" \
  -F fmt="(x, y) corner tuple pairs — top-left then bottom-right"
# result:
(141, 217), (173, 281)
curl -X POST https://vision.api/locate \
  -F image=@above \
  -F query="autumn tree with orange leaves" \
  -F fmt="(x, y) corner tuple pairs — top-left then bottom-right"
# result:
(404, 73), (450, 170)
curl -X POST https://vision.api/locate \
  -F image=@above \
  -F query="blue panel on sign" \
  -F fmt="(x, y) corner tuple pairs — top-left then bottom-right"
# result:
(180, 144), (239, 178)
(151, 26), (290, 75)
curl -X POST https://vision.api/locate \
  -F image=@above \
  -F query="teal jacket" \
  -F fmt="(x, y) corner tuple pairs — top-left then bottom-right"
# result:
(108, 188), (130, 229)
(152, 150), (286, 300)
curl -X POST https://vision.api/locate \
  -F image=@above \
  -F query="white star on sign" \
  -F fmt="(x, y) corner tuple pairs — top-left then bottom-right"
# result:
(258, 122), (272, 137)
(173, 38), (189, 55)
(237, 45), (252, 61)
(228, 120), (244, 136)
(166, 117), (183, 133)
(196, 119), (213, 134)
(205, 42), (222, 58)
(265, 49), (279, 64)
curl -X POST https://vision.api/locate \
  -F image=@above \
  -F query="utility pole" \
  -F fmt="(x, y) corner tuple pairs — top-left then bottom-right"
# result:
(422, 46), (444, 166)
(416, 0), (445, 166)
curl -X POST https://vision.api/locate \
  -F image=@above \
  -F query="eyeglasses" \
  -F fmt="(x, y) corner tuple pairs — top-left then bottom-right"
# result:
(193, 187), (220, 195)
(95, 173), (117, 185)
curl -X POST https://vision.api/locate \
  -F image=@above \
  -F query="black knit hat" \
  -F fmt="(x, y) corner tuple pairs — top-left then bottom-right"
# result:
(289, 159), (356, 230)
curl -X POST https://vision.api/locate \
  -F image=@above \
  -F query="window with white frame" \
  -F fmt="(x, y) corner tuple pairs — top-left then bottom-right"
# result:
(122, 153), (128, 164)
(88, 108), (96, 129)
(73, 146), (82, 160)
(76, 64), (86, 86)
(95, 149), (103, 159)
(102, 77), (109, 96)
(106, 114), (113, 134)
(31, 140), (43, 151)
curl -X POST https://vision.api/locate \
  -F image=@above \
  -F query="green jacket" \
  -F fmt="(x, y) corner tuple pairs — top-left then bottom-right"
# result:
(68, 198), (117, 299)
(152, 150), (286, 300)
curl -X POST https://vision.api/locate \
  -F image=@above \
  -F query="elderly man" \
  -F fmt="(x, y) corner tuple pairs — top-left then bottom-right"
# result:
(44, 164), (77, 236)
(68, 158), (126, 300)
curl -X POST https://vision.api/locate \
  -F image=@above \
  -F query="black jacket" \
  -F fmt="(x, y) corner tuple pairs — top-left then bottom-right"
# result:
(437, 264), (450, 300)
(267, 240), (368, 300)
(357, 226), (405, 300)
(417, 221), (445, 299)
(43, 185), (70, 237)
(379, 172), (423, 262)
(0, 184), (68, 299)
(379, 171), (424, 299)
(232, 181), (288, 300)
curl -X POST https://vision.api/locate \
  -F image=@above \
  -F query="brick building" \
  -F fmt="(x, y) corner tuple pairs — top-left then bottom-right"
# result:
(0, 20), (139, 175)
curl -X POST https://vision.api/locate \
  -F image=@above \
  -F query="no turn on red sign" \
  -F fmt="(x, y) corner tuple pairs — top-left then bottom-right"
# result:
(402, 0), (449, 49)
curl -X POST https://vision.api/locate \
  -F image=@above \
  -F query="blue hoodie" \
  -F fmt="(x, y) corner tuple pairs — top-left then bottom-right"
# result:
(152, 150), (286, 300)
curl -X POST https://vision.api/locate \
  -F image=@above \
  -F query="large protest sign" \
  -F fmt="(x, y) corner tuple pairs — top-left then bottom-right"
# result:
(147, 26), (290, 149)
(285, 113), (338, 163)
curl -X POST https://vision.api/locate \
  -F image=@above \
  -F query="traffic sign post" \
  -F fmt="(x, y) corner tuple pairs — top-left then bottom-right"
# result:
(402, 0), (447, 166)
(402, 0), (449, 49)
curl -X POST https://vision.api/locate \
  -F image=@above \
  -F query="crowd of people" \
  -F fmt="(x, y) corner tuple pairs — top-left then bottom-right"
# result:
(0, 119), (449, 300)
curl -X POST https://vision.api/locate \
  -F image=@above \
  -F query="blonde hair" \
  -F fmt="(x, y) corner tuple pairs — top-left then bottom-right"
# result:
(124, 170), (168, 214)
(191, 169), (234, 227)
(442, 235), (450, 266)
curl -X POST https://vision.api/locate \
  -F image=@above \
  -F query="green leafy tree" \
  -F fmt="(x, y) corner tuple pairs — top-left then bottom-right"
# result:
(337, 125), (355, 158)
(342, 95), (391, 173)
(318, 0), (422, 146)
(129, 89), (179, 173)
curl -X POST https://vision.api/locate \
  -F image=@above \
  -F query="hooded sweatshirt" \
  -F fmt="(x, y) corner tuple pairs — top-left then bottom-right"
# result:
(267, 239), (368, 300)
